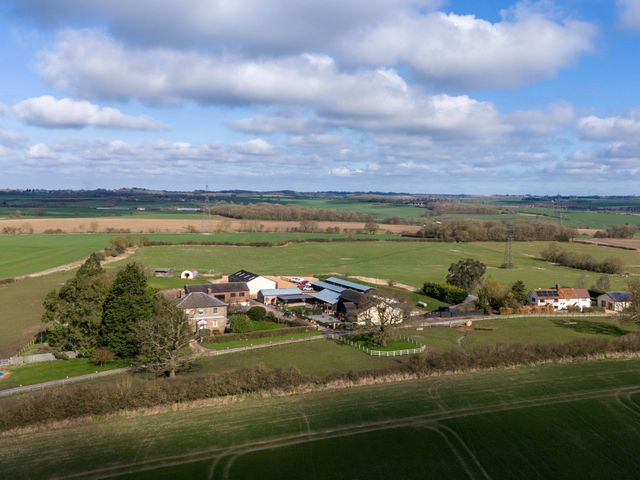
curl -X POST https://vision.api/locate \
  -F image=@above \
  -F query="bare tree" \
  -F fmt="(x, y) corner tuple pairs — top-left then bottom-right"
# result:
(621, 278), (640, 325)
(356, 291), (412, 346)
(137, 297), (193, 377)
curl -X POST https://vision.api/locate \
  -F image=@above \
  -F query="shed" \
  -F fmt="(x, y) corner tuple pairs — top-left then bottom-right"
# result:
(325, 277), (373, 293)
(154, 268), (173, 277)
(181, 269), (199, 279)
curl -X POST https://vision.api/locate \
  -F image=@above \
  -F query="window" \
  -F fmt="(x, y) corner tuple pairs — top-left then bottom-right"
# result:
(240, 292), (245, 297)
(213, 308), (218, 313)
(198, 309), (204, 315)
(212, 320), (218, 328)
(231, 292), (236, 298)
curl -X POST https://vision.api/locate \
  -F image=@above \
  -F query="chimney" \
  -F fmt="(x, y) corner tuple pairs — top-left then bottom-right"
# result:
(555, 283), (559, 291)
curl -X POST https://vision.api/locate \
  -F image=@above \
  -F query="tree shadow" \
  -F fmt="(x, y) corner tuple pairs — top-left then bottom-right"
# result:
(552, 319), (629, 337)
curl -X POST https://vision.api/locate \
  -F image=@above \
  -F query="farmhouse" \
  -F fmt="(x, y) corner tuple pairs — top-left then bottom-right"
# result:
(597, 292), (631, 312)
(528, 286), (591, 311)
(228, 270), (276, 297)
(324, 277), (373, 293)
(176, 292), (228, 333)
(185, 282), (250, 305)
(258, 288), (305, 305)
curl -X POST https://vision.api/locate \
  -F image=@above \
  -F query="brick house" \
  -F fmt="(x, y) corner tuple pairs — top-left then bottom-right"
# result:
(185, 282), (250, 305)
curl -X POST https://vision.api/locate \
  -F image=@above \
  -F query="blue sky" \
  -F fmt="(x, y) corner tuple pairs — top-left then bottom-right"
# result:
(0, 0), (639, 194)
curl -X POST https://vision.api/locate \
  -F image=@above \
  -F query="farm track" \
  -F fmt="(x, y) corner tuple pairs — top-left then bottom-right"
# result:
(51, 384), (640, 480)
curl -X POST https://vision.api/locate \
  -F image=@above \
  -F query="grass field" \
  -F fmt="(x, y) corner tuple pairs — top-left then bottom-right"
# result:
(0, 270), (74, 358)
(203, 332), (321, 350)
(124, 240), (640, 290)
(0, 358), (131, 391)
(1, 358), (639, 479)
(276, 197), (428, 220)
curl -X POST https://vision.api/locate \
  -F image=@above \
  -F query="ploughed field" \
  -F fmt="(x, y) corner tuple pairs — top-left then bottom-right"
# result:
(124, 240), (640, 290)
(2, 359), (640, 479)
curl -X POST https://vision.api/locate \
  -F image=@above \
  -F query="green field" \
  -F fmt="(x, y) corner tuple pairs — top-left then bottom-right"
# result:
(204, 332), (321, 350)
(272, 197), (427, 220)
(124, 240), (640, 290)
(1, 358), (639, 478)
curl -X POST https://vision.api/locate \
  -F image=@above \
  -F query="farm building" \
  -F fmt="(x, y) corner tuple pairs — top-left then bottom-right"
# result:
(228, 270), (276, 297)
(324, 277), (373, 293)
(181, 269), (199, 279)
(185, 282), (250, 305)
(258, 288), (303, 305)
(311, 280), (346, 293)
(154, 268), (173, 277)
(528, 286), (591, 311)
(176, 292), (228, 333)
(336, 290), (403, 325)
(597, 292), (631, 312)
(312, 288), (342, 311)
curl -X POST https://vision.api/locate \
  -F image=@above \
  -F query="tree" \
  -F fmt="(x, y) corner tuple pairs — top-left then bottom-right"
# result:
(357, 292), (411, 346)
(477, 276), (505, 314)
(364, 221), (379, 234)
(230, 314), (253, 333)
(138, 297), (193, 377)
(42, 253), (110, 356)
(509, 280), (528, 305)
(92, 347), (115, 366)
(621, 278), (640, 325)
(446, 258), (486, 292)
(595, 274), (611, 292)
(100, 263), (153, 358)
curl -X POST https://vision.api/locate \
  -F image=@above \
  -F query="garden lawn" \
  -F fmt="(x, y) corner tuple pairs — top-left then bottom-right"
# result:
(0, 358), (131, 391)
(2, 359), (640, 479)
(203, 332), (321, 350)
(124, 240), (640, 290)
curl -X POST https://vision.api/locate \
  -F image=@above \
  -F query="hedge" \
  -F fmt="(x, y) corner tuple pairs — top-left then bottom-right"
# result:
(422, 282), (468, 305)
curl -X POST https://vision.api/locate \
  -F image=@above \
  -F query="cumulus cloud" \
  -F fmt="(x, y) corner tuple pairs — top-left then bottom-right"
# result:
(618, 0), (640, 30)
(27, 143), (56, 159)
(233, 138), (274, 155)
(341, 10), (596, 89)
(7, 0), (441, 53)
(577, 112), (640, 141)
(14, 95), (165, 130)
(37, 30), (507, 139)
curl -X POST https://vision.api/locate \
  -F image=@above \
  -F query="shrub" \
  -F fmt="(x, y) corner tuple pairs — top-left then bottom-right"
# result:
(230, 314), (253, 333)
(422, 282), (468, 304)
(247, 306), (267, 322)
(92, 347), (115, 366)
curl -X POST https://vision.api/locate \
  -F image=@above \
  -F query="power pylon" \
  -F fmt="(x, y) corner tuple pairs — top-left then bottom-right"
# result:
(502, 223), (514, 269)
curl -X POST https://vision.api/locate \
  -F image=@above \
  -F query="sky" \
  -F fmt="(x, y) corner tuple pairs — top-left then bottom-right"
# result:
(0, 0), (639, 194)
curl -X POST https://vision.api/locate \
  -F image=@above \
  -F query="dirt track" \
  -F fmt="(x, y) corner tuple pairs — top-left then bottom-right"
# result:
(0, 217), (420, 235)
(577, 238), (640, 251)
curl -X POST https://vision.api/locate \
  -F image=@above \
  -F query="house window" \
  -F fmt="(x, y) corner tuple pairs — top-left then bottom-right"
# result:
(198, 309), (204, 315)
(240, 292), (245, 297)
(212, 320), (218, 328)
(231, 292), (236, 297)
(213, 308), (218, 313)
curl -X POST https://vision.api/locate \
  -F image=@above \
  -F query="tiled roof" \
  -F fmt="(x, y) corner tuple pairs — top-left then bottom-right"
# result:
(176, 292), (227, 309)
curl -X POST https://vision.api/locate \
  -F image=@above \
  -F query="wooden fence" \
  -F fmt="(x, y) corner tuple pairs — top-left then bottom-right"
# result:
(336, 336), (426, 357)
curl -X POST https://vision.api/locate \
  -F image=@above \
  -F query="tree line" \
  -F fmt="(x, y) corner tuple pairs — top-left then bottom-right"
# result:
(541, 243), (624, 274)
(594, 225), (638, 239)
(416, 220), (575, 242)
(208, 202), (375, 223)
(42, 254), (191, 377)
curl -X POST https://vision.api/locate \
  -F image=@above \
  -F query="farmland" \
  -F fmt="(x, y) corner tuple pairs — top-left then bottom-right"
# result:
(1, 358), (639, 479)
(124, 240), (640, 290)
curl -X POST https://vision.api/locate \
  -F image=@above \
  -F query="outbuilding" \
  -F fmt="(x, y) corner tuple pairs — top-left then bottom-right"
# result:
(257, 288), (301, 305)
(181, 269), (199, 279)
(229, 270), (276, 297)
(597, 292), (631, 312)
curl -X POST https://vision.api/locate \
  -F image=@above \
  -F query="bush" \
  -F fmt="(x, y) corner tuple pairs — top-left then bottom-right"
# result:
(541, 243), (624, 274)
(230, 314), (253, 333)
(423, 282), (468, 304)
(92, 347), (115, 366)
(247, 306), (267, 322)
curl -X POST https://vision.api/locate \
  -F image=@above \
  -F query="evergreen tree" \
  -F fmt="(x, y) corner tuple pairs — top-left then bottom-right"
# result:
(100, 263), (153, 358)
(509, 280), (528, 305)
(446, 258), (486, 292)
(42, 253), (110, 355)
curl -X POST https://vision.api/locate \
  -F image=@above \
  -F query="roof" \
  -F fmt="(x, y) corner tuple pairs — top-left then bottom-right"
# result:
(184, 284), (212, 294)
(340, 289), (365, 305)
(325, 277), (373, 292)
(311, 280), (346, 293)
(229, 270), (261, 282)
(277, 293), (313, 301)
(154, 267), (172, 272)
(207, 282), (249, 293)
(603, 291), (631, 302)
(176, 292), (227, 309)
(259, 288), (301, 296)
(532, 287), (590, 299)
(314, 289), (341, 305)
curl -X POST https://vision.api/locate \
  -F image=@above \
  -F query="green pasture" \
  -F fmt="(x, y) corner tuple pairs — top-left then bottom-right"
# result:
(1, 359), (640, 478)
(124, 240), (640, 290)
(203, 332), (321, 350)
(274, 197), (427, 220)
(0, 358), (131, 391)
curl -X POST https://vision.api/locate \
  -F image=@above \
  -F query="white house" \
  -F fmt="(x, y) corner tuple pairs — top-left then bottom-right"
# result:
(528, 286), (591, 311)
(228, 270), (276, 297)
(597, 292), (631, 312)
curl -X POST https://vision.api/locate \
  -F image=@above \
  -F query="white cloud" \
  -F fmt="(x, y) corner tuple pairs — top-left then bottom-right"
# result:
(27, 143), (56, 159)
(37, 30), (507, 139)
(330, 166), (360, 176)
(618, 0), (640, 30)
(233, 138), (274, 155)
(577, 112), (640, 141)
(341, 10), (596, 89)
(14, 95), (165, 130)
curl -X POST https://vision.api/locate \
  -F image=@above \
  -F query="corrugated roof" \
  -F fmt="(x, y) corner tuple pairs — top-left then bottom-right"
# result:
(277, 293), (313, 301)
(259, 288), (301, 296)
(604, 291), (631, 302)
(311, 280), (346, 293)
(314, 289), (341, 305)
(229, 270), (260, 282)
(325, 277), (373, 292)
(176, 292), (227, 309)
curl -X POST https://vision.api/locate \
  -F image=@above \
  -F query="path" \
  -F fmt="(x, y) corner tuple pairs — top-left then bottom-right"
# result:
(193, 334), (324, 358)
(12, 248), (137, 281)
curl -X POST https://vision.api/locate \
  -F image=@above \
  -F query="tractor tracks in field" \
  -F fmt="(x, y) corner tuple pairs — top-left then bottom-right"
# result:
(51, 384), (640, 480)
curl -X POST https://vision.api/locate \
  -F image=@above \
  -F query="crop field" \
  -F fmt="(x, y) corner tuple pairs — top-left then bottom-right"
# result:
(124, 240), (640, 290)
(1, 359), (640, 479)
(274, 197), (428, 220)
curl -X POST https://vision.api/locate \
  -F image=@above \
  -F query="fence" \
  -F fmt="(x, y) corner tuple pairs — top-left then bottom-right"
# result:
(337, 336), (426, 357)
